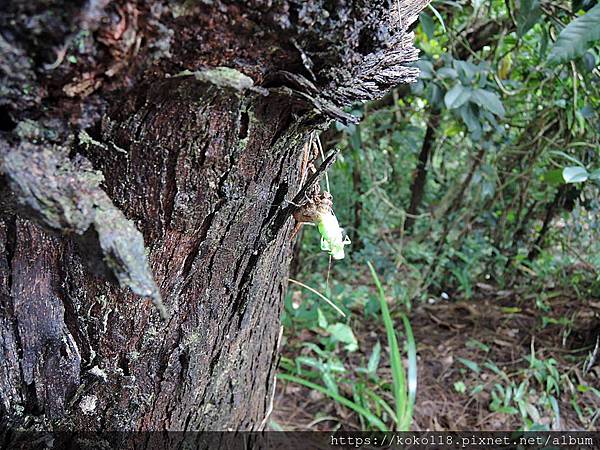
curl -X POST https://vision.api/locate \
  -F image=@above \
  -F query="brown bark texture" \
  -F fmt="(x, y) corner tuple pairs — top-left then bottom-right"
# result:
(404, 110), (440, 231)
(0, 0), (427, 434)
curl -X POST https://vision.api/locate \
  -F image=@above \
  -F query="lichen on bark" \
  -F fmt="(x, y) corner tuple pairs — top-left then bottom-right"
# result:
(0, 138), (166, 318)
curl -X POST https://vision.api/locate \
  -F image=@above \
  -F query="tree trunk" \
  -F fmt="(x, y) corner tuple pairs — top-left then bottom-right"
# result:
(350, 126), (364, 248)
(0, 0), (426, 433)
(405, 110), (440, 231)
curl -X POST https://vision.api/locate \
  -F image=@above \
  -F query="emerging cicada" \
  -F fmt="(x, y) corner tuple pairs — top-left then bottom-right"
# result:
(292, 192), (351, 260)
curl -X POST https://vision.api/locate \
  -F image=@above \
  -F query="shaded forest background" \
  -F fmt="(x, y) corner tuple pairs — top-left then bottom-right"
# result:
(275, 0), (600, 431)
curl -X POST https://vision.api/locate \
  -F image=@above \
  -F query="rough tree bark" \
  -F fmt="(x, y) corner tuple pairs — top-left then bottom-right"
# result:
(0, 0), (426, 434)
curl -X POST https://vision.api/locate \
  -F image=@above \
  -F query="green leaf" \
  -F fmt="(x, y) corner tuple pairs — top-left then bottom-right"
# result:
(588, 168), (600, 180)
(367, 262), (415, 431)
(459, 103), (482, 135)
(471, 384), (485, 395)
(302, 342), (327, 358)
(539, 25), (549, 58)
(322, 370), (339, 395)
(437, 67), (458, 79)
(277, 374), (388, 431)
(466, 339), (490, 352)
(454, 381), (466, 393)
(428, 83), (443, 106)
(517, 0), (542, 36)
(471, 89), (505, 117)
(364, 389), (397, 425)
(317, 308), (328, 328)
(401, 312), (418, 431)
(416, 59), (434, 80)
(542, 169), (565, 185)
(562, 166), (589, 183)
(295, 355), (324, 371)
(547, 3), (600, 64)
(367, 341), (382, 376)
(458, 357), (481, 373)
(549, 395), (561, 426)
(326, 323), (358, 352)
(444, 84), (472, 109)
(419, 12), (435, 39)
(496, 406), (519, 414)
(581, 51), (597, 71)
(368, 262), (405, 426)
(454, 60), (478, 83)
(427, 4), (447, 32)
(550, 150), (585, 166)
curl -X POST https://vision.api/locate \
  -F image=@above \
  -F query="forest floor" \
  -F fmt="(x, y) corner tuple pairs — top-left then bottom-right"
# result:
(272, 287), (600, 431)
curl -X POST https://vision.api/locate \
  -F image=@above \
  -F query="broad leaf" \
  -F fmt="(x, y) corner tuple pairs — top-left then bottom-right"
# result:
(471, 89), (505, 117)
(317, 308), (328, 328)
(437, 67), (458, 79)
(562, 166), (589, 183)
(411, 79), (425, 95)
(547, 3), (600, 64)
(582, 51), (597, 71)
(419, 12), (435, 40)
(542, 169), (565, 185)
(416, 59), (434, 80)
(326, 323), (358, 352)
(589, 168), (600, 180)
(428, 83), (443, 107)
(367, 341), (382, 376)
(517, 0), (542, 36)
(454, 60), (478, 83)
(445, 84), (471, 109)
(458, 357), (481, 373)
(459, 103), (481, 133)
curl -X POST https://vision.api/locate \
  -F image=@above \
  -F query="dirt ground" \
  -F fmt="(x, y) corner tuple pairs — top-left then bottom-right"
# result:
(272, 288), (600, 431)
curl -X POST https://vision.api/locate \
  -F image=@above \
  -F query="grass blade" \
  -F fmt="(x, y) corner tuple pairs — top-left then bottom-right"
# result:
(367, 261), (407, 430)
(277, 373), (388, 431)
(400, 313), (418, 430)
(428, 4), (447, 32)
(364, 389), (398, 426)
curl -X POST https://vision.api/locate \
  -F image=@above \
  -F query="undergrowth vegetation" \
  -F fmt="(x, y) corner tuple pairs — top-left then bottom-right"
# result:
(274, 0), (600, 432)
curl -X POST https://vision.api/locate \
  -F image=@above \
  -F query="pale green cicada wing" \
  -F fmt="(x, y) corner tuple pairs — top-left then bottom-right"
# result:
(317, 210), (351, 260)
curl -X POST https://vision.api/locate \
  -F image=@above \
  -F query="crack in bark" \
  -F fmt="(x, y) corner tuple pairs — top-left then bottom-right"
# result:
(0, 217), (29, 419)
(162, 141), (182, 233)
